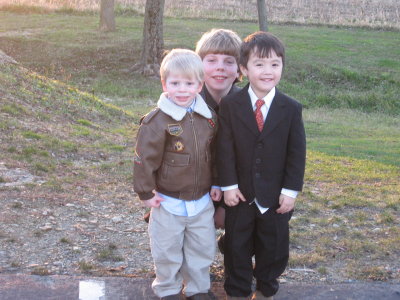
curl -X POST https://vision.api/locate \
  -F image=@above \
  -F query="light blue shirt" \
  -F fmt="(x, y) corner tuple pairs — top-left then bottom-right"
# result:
(159, 192), (211, 217)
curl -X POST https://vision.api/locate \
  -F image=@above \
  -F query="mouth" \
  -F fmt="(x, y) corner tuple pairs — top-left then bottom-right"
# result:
(176, 96), (189, 102)
(212, 76), (227, 81)
(261, 78), (273, 82)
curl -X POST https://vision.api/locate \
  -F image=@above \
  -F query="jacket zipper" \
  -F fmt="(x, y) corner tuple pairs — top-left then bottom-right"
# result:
(189, 112), (199, 199)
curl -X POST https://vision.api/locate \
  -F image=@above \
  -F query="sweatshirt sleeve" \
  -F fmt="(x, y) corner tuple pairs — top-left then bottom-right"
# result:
(133, 118), (166, 200)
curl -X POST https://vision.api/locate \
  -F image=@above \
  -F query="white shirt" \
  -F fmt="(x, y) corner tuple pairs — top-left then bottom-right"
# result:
(221, 86), (298, 213)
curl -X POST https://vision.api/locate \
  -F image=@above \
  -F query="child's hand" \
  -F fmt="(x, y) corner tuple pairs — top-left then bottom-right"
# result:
(214, 206), (225, 229)
(224, 188), (246, 207)
(143, 192), (164, 208)
(210, 187), (222, 202)
(276, 193), (295, 214)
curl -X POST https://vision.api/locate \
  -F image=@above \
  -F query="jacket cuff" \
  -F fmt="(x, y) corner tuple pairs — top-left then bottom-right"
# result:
(138, 192), (155, 201)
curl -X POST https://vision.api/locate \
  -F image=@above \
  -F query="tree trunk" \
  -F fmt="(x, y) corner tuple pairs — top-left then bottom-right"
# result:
(133, 0), (165, 76)
(257, 0), (268, 32)
(99, 0), (116, 32)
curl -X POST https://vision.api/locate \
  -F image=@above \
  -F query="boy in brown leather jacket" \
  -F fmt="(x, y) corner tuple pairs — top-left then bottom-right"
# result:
(133, 49), (221, 300)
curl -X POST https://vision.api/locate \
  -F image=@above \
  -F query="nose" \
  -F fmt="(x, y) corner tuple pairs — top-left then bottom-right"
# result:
(263, 65), (272, 74)
(216, 59), (225, 70)
(177, 83), (185, 91)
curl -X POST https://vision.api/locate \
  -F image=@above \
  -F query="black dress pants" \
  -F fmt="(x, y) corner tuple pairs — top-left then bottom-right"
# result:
(223, 201), (291, 297)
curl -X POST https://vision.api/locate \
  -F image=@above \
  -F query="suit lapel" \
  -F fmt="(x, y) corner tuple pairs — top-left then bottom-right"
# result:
(260, 89), (286, 139)
(234, 85), (260, 136)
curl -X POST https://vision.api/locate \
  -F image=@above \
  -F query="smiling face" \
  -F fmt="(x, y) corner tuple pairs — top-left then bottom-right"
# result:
(240, 49), (283, 99)
(202, 53), (239, 98)
(162, 71), (203, 107)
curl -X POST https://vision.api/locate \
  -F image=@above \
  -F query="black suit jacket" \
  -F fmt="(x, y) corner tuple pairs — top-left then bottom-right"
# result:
(217, 84), (306, 208)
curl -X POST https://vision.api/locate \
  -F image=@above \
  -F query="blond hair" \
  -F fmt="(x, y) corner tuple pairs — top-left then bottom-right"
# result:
(160, 49), (204, 83)
(195, 28), (242, 64)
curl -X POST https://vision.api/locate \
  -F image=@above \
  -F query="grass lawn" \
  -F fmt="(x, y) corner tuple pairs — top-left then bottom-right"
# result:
(0, 10), (399, 282)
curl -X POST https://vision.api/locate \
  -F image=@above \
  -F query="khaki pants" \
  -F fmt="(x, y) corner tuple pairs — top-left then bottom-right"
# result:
(149, 200), (216, 298)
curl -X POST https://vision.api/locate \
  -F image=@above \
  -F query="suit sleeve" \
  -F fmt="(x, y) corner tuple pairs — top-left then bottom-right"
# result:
(283, 103), (306, 191)
(216, 98), (238, 187)
(133, 121), (166, 200)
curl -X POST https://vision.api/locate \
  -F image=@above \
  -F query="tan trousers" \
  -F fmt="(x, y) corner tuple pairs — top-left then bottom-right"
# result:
(149, 200), (216, 298)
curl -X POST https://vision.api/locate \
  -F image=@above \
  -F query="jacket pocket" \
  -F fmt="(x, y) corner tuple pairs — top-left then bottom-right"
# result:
(161, 152), (190, 179)
(163, 151), (190, 166)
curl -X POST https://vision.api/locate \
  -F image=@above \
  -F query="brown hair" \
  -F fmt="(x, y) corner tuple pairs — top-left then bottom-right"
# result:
(240, 31), (285, 69)
(195, 28), (242, 64)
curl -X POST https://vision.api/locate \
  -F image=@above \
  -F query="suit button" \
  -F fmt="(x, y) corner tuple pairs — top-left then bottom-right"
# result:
(255, 173), (261, 178)
(255, 158), (261, 164)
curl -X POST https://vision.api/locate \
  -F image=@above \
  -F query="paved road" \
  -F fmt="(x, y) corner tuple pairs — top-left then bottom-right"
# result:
(0, 274), (399, 299)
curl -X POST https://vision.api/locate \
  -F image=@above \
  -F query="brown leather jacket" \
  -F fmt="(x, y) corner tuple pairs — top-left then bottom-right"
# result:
(133, 93), (218, 201)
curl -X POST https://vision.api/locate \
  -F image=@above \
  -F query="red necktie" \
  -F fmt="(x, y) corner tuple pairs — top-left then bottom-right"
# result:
(254, 99), (265, 132)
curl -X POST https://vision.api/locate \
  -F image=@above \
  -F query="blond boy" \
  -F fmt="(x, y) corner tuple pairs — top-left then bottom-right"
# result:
(134, 49), (221, 300)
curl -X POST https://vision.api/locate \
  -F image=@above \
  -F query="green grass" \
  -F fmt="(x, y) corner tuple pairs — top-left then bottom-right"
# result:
(78, 260), (94, 272)
(96, 244), (124, 262)
(0, 10), (399, 282)
(304, 108), (400, 166)
(0, 103), (28, 116)
(22, 131), (43, 140)
(0, 12), (399, 116)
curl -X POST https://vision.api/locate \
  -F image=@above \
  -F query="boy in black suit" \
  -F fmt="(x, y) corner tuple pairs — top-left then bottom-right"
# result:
(217, 31), (306, 300)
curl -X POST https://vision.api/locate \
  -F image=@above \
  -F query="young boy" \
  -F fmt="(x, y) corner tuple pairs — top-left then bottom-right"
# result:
(133, 49), (221, 300)
(195, 28), (242, 113)
(195, 28), (242, 231)
(217, 32), (306, 299)
(143, 29), (241, 241)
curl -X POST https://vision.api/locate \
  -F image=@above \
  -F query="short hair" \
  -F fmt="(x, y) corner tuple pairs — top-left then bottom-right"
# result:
(195, 28), (242, 64)
(160, 49), (204, 83)
(240, 31), (285, 69)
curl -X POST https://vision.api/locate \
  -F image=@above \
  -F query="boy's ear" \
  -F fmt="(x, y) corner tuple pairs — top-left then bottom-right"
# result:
(161, 80), (168, 92)
(239, 65), (248, 77)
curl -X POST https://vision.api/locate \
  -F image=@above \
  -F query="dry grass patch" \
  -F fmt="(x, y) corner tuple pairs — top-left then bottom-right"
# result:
(3, 0), (398, 29)
(290, 150), (399, 281)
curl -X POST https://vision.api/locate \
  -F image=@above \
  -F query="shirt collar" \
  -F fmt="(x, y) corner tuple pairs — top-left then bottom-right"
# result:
(187, 98), (196, 112)
(158, 93), (211, 121)
(248, 86), (275, 109)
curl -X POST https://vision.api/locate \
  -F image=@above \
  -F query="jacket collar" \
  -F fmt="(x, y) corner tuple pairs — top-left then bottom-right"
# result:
(157, 92), (212, 121)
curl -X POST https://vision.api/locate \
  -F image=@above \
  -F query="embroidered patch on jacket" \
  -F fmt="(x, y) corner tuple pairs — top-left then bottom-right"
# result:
(168, 124), (183, 136)
(174, 141), (184, 152)
(207, 118), (216, 129)
(133, 150), (142, 164)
